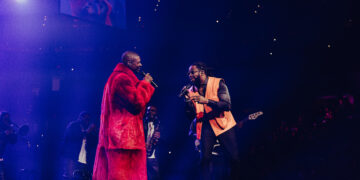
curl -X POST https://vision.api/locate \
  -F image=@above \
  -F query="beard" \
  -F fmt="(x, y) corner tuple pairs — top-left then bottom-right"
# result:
(191, 77), (201, 86)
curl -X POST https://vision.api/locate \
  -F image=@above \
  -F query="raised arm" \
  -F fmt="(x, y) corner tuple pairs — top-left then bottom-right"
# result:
(112, 73), (155, 113)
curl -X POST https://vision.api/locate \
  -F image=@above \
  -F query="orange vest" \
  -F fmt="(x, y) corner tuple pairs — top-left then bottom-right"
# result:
(188, 77), (237, 139)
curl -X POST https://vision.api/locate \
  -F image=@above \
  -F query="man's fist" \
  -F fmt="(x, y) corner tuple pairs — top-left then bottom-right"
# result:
(191, 95), (209, 104)
(143, 73), (153, 83)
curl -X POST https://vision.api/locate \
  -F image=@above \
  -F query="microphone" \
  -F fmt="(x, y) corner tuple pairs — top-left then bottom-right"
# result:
(142, 71), (158, 88)
(178, 84), (191, 98)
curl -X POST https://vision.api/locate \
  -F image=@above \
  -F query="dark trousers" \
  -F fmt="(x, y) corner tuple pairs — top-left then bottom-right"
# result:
(200, 121), (241, 180)
(147, 157), (160, 180)
(0, 161), (4, 180)
(62, 158), (91, 180)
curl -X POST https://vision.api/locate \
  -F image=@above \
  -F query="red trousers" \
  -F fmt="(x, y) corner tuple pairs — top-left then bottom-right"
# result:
(93, 147), (147, 180)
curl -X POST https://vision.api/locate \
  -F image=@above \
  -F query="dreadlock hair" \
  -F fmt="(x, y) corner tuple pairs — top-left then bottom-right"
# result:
(191, 62), (214, 76)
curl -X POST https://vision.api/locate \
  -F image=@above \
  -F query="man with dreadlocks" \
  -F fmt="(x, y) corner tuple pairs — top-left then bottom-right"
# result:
(183, 62), (241, 180)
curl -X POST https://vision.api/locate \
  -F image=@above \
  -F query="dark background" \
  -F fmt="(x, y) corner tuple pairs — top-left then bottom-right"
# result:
(0, 0), (359, 179)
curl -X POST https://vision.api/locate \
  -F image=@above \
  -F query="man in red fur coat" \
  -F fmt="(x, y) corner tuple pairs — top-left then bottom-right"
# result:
(93, 51), (155, 180)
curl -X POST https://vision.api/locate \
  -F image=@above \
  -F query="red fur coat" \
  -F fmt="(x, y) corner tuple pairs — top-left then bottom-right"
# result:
(93, 63), (155, 180)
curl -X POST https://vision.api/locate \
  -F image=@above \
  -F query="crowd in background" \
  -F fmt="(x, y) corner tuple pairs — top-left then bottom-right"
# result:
(237, 94), (359, 179)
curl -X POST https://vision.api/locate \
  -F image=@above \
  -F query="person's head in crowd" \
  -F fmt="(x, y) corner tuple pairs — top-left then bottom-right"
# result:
(0, 111), (11, 128)
(78, 111), (91, 127)
(146, 106), (158, 122)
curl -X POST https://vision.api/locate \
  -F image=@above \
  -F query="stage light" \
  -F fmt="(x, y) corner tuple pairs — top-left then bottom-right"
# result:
(15, 0), (27, 4)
